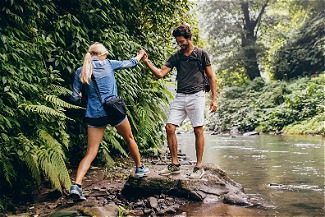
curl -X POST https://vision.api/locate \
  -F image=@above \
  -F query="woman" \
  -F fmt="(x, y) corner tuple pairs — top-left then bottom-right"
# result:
(69, 42), (149, 201)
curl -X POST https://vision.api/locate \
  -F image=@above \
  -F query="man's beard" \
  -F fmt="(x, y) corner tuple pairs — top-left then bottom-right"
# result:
(180, 44), (189, 51)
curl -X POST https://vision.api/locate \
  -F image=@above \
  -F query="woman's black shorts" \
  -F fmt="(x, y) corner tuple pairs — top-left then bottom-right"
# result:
(85, 114), (126, 128)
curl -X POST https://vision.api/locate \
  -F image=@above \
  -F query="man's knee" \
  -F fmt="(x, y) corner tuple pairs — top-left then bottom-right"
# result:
(194, 126), (204, 136)
(165, 124), (176, 135)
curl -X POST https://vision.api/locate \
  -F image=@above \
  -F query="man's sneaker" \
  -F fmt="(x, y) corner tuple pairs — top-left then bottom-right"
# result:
(188, 167), (205, 179)
(69, 184), (86, 201)
(159, 164), (181, 176)
(135, 165), (150, 178)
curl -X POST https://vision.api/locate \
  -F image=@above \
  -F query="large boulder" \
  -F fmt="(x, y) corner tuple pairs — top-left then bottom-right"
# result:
(122, 164), (261, 207)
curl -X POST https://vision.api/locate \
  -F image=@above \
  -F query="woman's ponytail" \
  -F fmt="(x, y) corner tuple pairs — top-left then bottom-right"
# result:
(80, 52), (92, 84)
(80, 42), (108, 84)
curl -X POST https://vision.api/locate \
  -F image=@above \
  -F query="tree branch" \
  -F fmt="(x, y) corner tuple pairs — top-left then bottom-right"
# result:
(254, 0), (270, 37)
(241, 0), (251, 30)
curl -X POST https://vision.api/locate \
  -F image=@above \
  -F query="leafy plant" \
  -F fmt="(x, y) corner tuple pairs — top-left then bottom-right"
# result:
(0, 0), (194, 209)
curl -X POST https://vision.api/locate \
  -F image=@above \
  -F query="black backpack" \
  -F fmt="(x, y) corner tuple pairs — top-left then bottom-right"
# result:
(175, 48), (210, 92)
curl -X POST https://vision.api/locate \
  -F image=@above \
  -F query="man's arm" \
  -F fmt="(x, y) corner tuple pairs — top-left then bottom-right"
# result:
(205, 65), (218, 112)
(142, 54), (171, 79)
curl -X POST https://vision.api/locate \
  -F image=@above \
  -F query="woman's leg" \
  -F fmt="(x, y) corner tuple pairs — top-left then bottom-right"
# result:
(115, 118), (141, 167)
(75, 127), (105, 185)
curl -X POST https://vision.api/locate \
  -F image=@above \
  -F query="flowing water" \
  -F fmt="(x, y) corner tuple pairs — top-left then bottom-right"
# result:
(178, 134), (324, 216)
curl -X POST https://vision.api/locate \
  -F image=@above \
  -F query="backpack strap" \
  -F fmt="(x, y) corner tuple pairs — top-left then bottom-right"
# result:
(195, 47), (204, 73)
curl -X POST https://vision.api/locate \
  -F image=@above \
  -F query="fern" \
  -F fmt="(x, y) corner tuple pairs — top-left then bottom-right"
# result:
(49, 84), (72, 95)
(36, 129), (71, 191)
(104, 128), (127, 157)
(0, 152), (15, 186)
(45, 94), (82, 109)
(20, 104), (68, 119)
(100, 143), (115, 167)
(18, 134), (41, 186)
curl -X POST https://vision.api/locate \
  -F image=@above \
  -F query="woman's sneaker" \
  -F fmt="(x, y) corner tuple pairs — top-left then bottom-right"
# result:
(188, 167), (205, 179)
(159, 164), (181, 176)
(135, 165), (150, 178)
(69, 184), (86, 201)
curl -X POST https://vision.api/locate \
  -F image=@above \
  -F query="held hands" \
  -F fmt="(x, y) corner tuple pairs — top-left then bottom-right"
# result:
(136, 49), (146, 61)
(136, 49), (150, 65)
(142, 52), (149, 64)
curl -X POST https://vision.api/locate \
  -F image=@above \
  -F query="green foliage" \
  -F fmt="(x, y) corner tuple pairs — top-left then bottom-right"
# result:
(283, 113), (325, 135)
(198, 0), (272, 80)
(273, 11), (325, 79)
(0, 0), (194, 208)
(208, 75), (324, 135)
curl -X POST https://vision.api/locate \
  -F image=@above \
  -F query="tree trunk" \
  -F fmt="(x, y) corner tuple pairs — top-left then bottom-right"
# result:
(242, 36), (260, 80)
(240, 0), (264, 80)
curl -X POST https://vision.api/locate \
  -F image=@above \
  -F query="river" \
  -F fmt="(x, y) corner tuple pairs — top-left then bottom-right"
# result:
(178, 133), (324, 216)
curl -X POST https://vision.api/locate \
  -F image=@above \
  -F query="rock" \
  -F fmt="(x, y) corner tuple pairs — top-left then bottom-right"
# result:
(93, 186), (101, 191)
(223, 191), (251, 206)
(134, 200), (145, 208)
(82, 206), (119, 217)
(46, 204), (57, 209)
(230, 127), (240, 135)
(158, 199), (165, 203)
(210, 131), (219, 135)
(50, 204), (118, 217)
(158, 205), (179, 215)
(175, 212), (187, 217)
(129, 209), (143, 216)
(243, 131), (259, 136)
(143, 208), (152, 214)
(148, 196), (158, 208)
(122, 165), (263, 207)
(49, 210), (81, 217)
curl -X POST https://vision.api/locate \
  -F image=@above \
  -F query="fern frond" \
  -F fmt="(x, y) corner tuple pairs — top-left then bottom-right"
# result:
(36, 129), (71, 191)
(100, 142), (115, 166)
(104, 129), (127, 156)
(0, 152), (15, 186)
(18, 133), (41, 185)
(20, 104), (68, 119)
(49, 84), (72, 95)
(57, 129), (70, 149)
(45, 94), (82, 109)
(38, 129), (65, 158)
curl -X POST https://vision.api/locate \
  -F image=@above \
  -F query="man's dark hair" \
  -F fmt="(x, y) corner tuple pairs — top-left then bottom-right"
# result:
(172, 24), (192, 39)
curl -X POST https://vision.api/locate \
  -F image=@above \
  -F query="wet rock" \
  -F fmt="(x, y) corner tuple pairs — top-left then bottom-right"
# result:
(230, 127), (240, 135)
(157, 205), (179, 215)
(50, 204), (119, 217)
(223, 191), (251, 206)
(46, 203), (57, 209)
(158, 199), (165, 203)
(122, 165), (263, 207)
(203, 195), (223, 203)
(210, 131), (219, 135)
(49, 210), (81, 217)
(143, 208), (152, 214)
(243, 131), (259, 136)
(134, 200), (145, 208)
(148, 196), (158, 208)
(129, 209), (143, 216)
(93, 186), (101, 191)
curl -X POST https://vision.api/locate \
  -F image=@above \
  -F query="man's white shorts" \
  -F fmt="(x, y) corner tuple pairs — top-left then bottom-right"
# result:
(166, 91), (205, 127)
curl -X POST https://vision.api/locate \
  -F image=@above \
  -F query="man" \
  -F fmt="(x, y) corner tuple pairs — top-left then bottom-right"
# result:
(143, 24), (218, 179)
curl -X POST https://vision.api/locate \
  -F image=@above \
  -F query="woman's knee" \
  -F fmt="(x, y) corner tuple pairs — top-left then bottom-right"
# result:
(124, 133), (135, 143)
(165, 124), (176, 135)
(85, 146), (99, 158)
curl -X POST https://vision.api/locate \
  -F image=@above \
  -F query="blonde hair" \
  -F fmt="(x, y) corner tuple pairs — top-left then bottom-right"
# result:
(80, 42), (108, 84)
